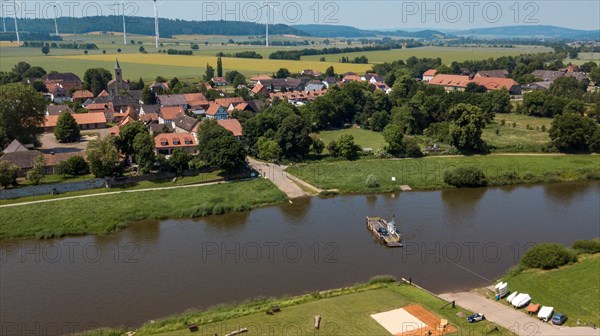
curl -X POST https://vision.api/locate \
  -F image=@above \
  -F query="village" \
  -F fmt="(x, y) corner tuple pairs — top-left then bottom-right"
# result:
(1, 57), (592, 179)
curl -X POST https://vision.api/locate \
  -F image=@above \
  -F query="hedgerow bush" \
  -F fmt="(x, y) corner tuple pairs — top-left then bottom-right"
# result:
(572, 239), (600, 254)
(520, 243), (577, 270)
(443, 166), (487, 188)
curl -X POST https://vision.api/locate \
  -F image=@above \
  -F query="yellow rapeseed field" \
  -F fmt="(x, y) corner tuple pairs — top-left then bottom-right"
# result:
(55, 53), (372, 74)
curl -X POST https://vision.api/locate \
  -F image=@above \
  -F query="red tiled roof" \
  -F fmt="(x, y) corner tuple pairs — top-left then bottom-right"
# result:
(86, 102), (114, 111)
(343, 75), (361, 82)
(471, 77), (518, 90)
(214, 96), (245, 107)
(423, 69), (437, 77)
(97, 90), (110, 97)
(154, 133), (197, 149)
(141, 113), (159, 122)
(233, 102), (248, 111)
(72, 90), (94, 100)
(251, 84), (266, 94)
(160, 106), (184, 120)
(250, 75), (272, 81)
(217, 119), (243, 137)
(428, 74), (471, 87)
(205, 103), (224, 116)
(44, 112), (107, 127)
(183, 93), (207, 104)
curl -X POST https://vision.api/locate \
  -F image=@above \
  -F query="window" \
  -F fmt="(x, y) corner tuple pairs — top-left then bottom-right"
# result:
(173, 140), (180, 145)
(185, 140), (192, 145)
(160, 141), (168, 146)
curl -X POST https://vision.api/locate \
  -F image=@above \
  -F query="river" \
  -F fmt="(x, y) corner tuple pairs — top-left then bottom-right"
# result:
(1, 181), (598, 334)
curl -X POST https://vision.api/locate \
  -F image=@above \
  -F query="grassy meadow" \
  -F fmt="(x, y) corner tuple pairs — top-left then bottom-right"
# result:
(0, 178), (287, 239)
(501, 254), (600, 326)
(483, 113), (553, 152)
(89, 281), (509, 336)
(316, 128), (387, 150)
(287, 155), (600, 193)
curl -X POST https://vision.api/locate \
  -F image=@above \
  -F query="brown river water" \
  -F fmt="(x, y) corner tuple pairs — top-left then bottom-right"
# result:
(1, 181), (598, 334)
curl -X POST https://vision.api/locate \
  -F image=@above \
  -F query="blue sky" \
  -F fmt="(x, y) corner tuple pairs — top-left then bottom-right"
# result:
(5, 1), (600, 30)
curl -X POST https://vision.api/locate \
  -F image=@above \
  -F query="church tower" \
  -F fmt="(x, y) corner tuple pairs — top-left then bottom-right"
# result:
(114, 59), (122, 93)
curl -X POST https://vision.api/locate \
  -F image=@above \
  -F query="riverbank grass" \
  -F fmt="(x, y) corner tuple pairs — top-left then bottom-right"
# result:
(287, 155), (600, 193)
(500, 254), (600, 326)
(104, 281), (508, 335)
(0, 178), (287, 239)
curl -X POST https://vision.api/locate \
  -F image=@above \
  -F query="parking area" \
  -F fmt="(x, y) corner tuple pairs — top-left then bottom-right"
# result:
(39, 128), (113, 154)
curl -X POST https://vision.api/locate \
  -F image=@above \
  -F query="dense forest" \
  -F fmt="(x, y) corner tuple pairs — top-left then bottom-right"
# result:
(0, 17), (308, 38)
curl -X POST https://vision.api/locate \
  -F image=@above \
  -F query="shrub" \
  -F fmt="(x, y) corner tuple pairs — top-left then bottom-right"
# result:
(572, 239), (600, 254)
(368, 275), (396, 284)
(520, 243), (577, 270)
(365, 174), (379, 188)
(56, 156), (89, 176)
(443, 166), (487, 188)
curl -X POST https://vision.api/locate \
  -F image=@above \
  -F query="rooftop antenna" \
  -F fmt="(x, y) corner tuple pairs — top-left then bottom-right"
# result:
(12, 0), (19, 44)
(122, 0), (127, 45)
(153, 0), (159, 48)
(52, 2), (59, 36)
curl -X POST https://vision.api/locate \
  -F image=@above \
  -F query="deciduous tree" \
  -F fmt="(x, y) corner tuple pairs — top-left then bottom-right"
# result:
(0, 83), (48, 148)
(54, 112), (80, 143)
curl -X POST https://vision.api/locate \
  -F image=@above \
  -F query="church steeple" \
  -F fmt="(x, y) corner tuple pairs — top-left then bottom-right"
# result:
(114, 59), (122, 93)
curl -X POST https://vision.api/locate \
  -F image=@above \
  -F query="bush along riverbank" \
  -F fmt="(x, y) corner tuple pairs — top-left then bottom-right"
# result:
(84, 276), (509, 336)
(497, 240), (600, 327)
(287, 155), (600, 194)
(0, 178), (287, 240)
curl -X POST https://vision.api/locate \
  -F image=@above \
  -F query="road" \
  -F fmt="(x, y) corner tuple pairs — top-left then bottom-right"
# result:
(247, 158), (310, 199)
(439, 291), (599, 336)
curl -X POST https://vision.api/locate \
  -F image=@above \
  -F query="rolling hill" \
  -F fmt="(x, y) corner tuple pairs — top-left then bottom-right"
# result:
(457, 25), (600, 39)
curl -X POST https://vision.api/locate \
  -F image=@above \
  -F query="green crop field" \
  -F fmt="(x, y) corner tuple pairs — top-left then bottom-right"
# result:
(0, 32), (373, 80)
(301, 45), (553, 64)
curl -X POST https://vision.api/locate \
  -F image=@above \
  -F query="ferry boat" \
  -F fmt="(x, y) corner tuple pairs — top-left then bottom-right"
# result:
(365, 215), (402, 247)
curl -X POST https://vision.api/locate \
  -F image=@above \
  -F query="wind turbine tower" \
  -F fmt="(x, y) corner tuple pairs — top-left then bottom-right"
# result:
(53, 3), (59, 36)
(12, 0), (19, 44)
(122, 0), (127, 45)
(2, 0), (7, 32)
(153, 0), (159, 48)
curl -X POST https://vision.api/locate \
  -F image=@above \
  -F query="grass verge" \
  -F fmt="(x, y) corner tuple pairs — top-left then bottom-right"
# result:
(85, 279), (510, 336)
(287, 155), (600, 193)
(498, 254), (600, 326)
(0, 172), (223, 206)
(0, 178), (287, 239)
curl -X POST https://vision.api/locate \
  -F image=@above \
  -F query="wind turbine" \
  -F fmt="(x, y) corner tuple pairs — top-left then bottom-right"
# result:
(259, 2), (277, 48)
(2, 0), (7, 32)
(152, 0), (159, 48)
(122, 0), (127, 45)
(52, 2), (59, 36)
(12, 0), (19, 44)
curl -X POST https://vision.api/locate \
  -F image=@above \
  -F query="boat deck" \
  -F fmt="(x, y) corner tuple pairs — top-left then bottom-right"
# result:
(366, 216), (403, 247)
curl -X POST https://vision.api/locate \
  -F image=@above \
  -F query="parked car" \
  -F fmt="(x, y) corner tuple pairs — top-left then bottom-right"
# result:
(377, 227), (388, 236)
(467, 313), (485, 323)
(552, 313), (567, 325)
